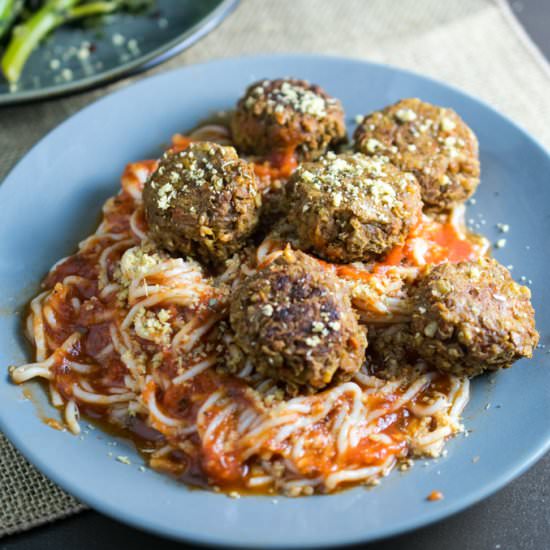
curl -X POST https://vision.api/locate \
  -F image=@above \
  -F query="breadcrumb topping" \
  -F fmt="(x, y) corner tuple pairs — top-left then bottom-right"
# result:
(118, 245), (163, 287)
(298, 153), (403, 209)
(133, 307), (172, 346)
(245, 81), (329, 118)
(395, 108), (417, 122)
(157, 182), (177, 210)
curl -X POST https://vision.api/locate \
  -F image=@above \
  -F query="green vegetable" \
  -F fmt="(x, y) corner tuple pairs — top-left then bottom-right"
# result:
(0, 0), (25, 42)
(1, 0), (154, 84)
(2, 0), (80, 83)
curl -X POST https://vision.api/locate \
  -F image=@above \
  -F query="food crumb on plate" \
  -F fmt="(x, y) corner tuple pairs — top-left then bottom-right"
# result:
(427, 490), (444, 501)
(496, 223), (510, 233)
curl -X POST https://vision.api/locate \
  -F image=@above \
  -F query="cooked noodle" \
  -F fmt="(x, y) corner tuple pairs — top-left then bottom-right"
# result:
(9, 126), (485, 496)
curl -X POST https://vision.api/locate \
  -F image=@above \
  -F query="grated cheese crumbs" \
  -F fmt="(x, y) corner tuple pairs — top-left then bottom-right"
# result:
(247, 81), (328, 118)
(424, 321), (438, 338)
(299, 154), (400, 210)
(305, 336), (322, 347)
(366, 138), (383, 153)
(133, 307), (172, 346)
(157, 182), (177, 210)
(444, 136), (457, 147)
(116, 455), (131, 465)
(261, 304), (274, 317)
(312, 321), (325, 333)
(441, 117), (456, 132)
(119, 245), (163, 287)
(395, 108), (417, 122)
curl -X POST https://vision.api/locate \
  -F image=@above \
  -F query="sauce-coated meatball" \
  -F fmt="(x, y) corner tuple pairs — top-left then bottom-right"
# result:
(143, 142), (261, 265)
(354, 98), (479, 211)
(229, 248), (367, 391)
(409, 258), (538, 376)
(231, 78), (346, 161)
(287, 152), (422, 263)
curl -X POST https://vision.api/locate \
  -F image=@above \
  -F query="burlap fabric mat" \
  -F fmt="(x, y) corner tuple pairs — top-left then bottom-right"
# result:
(1, 0), (549, 537)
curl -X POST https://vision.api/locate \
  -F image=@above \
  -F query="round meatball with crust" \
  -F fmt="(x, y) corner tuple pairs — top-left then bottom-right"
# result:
(229, 248), (367, 391)
(354, 98), (480, 211)
(287, 152), (422, 263)
(231, 78), (346, 162)
(409, 258), (538, 377)
(143, 142), (261, 265)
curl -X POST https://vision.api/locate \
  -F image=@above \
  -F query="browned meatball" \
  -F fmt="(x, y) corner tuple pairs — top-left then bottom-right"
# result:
(287, 152), (422, 263)
(231, 78), (346, 161)
(409, 258), (538, 376)
(354, 98), (480, 211)
(143, 142), (261, 265)
(229, 248), (367, 391)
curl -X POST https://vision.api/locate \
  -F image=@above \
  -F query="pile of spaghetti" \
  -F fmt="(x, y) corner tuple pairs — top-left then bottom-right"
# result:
(9, 124), (490, 496)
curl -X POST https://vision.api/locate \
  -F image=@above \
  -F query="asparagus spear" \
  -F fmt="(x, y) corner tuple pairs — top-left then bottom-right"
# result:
(0, 0), (24, 41)
(2, 0), (79, 84)
(1, 0), (127, 84)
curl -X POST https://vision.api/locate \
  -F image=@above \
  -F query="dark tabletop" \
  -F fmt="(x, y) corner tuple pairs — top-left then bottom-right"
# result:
(2, 1), (550, 549)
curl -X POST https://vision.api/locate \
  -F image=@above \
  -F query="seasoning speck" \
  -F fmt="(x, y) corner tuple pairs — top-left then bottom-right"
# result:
(395, 108), (417, 122)
(61, 68), (73, 82)
(427, 490), (444, 501)
(112, 33), (125, 46)
(261, 304), (273, 317)
(116, 455), (131, 465)
(441, 117), (456, 132)
(305, 336), (321, 347)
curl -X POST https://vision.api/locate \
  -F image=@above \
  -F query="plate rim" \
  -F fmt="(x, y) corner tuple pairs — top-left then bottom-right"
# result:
(1, 53), (550, 548)
(0, 0), (239, 106)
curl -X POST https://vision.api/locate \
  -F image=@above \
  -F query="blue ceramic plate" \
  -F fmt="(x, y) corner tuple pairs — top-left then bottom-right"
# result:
(0, 0), (238, 105)
(0, 55), (549, 548)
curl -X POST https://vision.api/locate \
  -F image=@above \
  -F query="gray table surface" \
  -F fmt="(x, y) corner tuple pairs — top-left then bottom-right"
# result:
(1, 1), (549, 548)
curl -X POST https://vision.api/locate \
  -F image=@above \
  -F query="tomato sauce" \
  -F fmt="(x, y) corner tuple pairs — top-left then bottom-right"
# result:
(379, 218), (478, 269)
(25, 139), (476, 496)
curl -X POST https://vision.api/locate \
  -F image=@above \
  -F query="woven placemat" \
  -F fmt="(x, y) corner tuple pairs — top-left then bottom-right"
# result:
(0, 433), (86, 536)
(1, 0), (549, 538)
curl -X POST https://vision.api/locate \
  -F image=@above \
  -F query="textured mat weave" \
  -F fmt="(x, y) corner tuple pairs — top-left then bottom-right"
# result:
(1, 0), (549, 537)
(0, 433), (86, 536)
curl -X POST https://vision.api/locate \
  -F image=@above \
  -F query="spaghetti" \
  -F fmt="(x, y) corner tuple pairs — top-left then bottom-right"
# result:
(10, 126), (486, 496)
